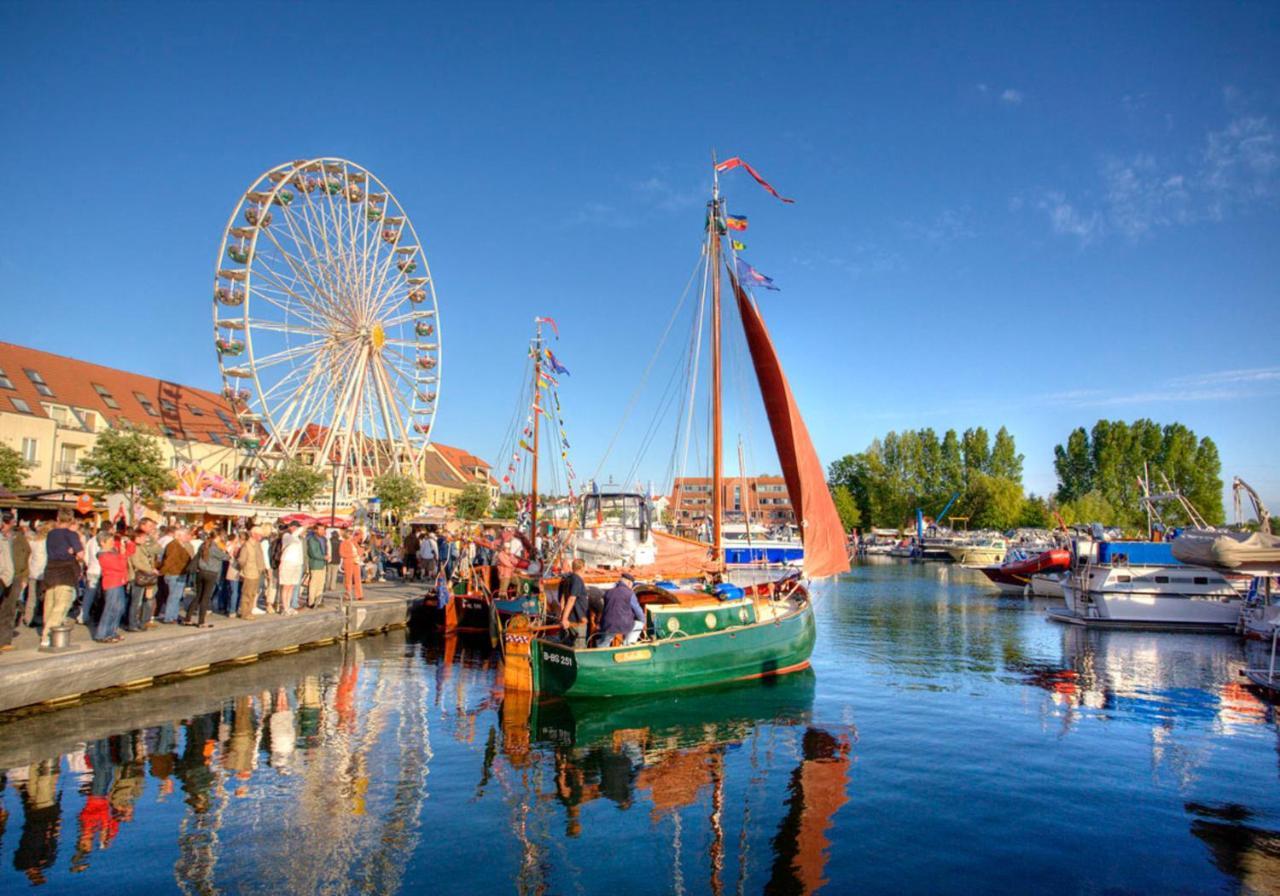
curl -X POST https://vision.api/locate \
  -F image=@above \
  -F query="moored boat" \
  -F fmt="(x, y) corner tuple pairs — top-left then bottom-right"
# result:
(979, 548), (1071, 593)
(947, 536), (1008, 566)
(509, 155), (849, 699)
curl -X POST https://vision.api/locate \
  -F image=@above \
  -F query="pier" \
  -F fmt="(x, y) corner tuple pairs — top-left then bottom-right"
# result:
(0, 581), (425, 715)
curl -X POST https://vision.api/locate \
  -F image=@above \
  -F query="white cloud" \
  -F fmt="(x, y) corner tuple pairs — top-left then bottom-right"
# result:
(1000, 88), (1024, 105)
(633, 175), (704, 213)
(1027, 112), (1279, 243)
(1170, 367), (1280, 387)
(899, 208), (975, 244)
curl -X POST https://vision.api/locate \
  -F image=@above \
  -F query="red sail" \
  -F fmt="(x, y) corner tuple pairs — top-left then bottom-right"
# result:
(730, 271), (850, 579)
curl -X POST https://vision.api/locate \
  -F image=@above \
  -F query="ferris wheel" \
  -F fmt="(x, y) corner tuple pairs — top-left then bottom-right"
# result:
(212, 158), (440, 499)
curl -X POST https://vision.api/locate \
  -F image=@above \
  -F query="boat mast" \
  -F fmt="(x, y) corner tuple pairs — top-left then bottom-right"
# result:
(710, 153), (724, 564)
(530, 319), (541, 546)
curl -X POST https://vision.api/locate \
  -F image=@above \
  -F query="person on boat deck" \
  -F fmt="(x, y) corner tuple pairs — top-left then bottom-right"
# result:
(558, 558), (589, 646)
(496, 533), (518, 596)
(600, 571), (644, 646)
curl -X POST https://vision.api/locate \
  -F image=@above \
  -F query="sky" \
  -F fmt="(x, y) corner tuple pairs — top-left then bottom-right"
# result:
(2, 1), (1278, 511)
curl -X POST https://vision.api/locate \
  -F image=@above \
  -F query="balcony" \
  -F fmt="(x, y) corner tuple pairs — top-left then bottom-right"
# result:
(55, 462), (85, 481)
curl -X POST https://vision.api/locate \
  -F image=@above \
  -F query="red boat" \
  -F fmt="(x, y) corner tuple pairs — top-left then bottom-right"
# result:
(980, 549), (1071, 592)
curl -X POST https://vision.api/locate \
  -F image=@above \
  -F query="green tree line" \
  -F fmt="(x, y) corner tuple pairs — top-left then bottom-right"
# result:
(827, 419), (1224, 532)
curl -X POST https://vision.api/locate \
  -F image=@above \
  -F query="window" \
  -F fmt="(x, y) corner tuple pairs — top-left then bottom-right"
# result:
(24, 369), (53, 397)
(74, 408), (97, 432)
(160, 425), (177, 438)
(21, 437), (38, 463)
(134, 392), (159, 416)
(208, 432), (222, 446)
(48, 405), (70, 425)
(10, 396), (32, 413)
(1194, 576), (1209, 585)
(58, 444), (78, 476)
(1117, 575), (1132, 583)
(93, 383), (120, 409)
(217, 410), (236, 432)
(160, 399), (178, 415)
(1154, 575), (1169, 584)
(187, 404), (204, 416)
(0, 368), (12, 390)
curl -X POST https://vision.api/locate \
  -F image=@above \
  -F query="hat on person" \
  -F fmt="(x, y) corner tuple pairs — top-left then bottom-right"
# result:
(620, 570), (636, 583)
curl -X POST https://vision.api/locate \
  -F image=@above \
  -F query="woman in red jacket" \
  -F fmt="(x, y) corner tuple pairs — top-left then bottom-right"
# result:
(94, 530), (130, 643)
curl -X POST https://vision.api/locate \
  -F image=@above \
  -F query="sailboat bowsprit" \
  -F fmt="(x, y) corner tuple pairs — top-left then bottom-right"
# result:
(512, 156), (849, 698)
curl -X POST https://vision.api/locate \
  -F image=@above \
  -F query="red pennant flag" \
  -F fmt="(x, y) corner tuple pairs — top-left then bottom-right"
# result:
(714, 157), (795, 204)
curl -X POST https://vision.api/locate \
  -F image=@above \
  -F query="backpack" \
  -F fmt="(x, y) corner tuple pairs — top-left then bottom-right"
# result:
(270, 535), (284, 568)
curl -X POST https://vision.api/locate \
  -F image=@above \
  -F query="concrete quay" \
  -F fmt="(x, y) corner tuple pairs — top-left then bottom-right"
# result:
(0, 580), (426, 715)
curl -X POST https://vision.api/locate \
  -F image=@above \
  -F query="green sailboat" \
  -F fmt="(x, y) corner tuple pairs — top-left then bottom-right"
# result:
(507, 156), (850, 699)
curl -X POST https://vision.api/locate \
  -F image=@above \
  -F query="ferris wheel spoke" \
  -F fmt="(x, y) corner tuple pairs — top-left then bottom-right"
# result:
(256, 226), (339, 316)
(244, 319), (327, 336)
(247, 284), (326, 332)
(251, 338), (331, 372)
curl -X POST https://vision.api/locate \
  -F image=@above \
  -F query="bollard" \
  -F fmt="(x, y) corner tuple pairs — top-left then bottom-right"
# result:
(41, 624), (77, 653)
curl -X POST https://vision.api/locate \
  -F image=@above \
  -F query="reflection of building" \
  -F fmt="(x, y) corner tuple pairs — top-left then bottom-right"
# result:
(0, 341), (244, 490)
(670, 475), (795, 527)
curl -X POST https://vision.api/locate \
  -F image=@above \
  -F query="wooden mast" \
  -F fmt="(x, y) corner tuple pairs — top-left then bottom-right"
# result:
(710, 156), (724, 565)
(530, 319), (541, 546)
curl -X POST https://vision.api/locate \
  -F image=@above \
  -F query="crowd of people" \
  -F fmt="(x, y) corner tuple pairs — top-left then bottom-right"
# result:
(0, 511), (396, 652)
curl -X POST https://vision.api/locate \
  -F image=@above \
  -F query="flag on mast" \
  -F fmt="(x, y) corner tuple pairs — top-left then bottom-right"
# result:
(735, 257), (780, 291)
(714, 157), (795, 203)
(725, 215), (748, 231)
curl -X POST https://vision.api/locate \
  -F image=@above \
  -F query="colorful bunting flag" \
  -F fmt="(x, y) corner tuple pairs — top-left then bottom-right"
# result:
(535, 316), (560, 338)
(714, 157), (795, 203)
(519, 438), (533, 452)
(546, 349), (570, 376)
(731, 240), (746, 251)
(725, 215), (748, 231)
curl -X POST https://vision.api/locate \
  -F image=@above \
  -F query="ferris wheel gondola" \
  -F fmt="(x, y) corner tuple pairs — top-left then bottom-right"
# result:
(212, 157), (441, 499)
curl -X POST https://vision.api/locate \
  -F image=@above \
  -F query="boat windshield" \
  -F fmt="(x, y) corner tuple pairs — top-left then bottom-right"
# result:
(581, 493), (649, 531)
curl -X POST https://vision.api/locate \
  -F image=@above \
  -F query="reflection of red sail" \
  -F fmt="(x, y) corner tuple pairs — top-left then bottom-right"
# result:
(768, 727), (852, 895)
(730, 272), (850, 579)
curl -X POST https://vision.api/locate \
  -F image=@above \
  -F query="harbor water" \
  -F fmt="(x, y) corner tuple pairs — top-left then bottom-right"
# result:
(2, 560), (1278, 894)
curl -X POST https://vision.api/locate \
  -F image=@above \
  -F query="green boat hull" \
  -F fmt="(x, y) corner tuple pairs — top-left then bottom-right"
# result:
(530, 600), (816, 698)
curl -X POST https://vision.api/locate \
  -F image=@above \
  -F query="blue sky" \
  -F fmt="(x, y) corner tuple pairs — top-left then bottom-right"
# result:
(2, 2), (1277, 509)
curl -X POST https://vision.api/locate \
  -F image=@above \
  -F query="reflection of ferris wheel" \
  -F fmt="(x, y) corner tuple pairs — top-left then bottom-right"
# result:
(212, 158), (440, 499)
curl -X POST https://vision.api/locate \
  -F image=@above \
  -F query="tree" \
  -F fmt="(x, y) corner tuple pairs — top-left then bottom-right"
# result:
(1052, 419), (1224, 527)
(0, 443), (33, 490)
(1053, 427), (1093, 502)
(989, 426), (1024, 485)
(81, 426), (175, 506)
(255, 460), (328, 509)
(373, 473), (424, 521)
(453, 483), (491, 520)
(494, 493), (519, 520)
(939, 429), (965, 496)
(1057, 490), (1117, 527)
(961, 427), (990, 482)
(1018, 494), (1053, 529)
(966, 472), (1024, 530)
(830, 485), (861, 532)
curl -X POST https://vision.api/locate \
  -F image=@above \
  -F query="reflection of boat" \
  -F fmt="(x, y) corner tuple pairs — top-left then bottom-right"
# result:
(979, 548), (1071, 593)
(532, 668), (816, 748)
(514, 157), (848, 698)
(1030, 571), (1066, 598)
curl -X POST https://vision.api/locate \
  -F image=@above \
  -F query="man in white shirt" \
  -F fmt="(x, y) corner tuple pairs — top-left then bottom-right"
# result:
(79, 525), (105, 625)
(417, 533), (438, 580)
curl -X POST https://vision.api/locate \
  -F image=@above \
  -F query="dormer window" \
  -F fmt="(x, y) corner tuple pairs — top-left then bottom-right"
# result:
(25, 369), (53, 397)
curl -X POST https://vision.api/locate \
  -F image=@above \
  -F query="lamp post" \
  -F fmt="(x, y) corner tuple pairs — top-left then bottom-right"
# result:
(329, 458), (344, 617)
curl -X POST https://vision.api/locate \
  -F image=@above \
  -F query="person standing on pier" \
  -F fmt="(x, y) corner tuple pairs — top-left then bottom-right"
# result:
(93, 531), (128, 642)
(78, 524), (105, 627)
(22, 522), (47, 629)
(305, 524), (327, 608)
(236, 528), (265, 619)
(185, 534), (227, 628)
(403, 528), (420, 582)
(41, 509), (84, 648)
(417, 530), (438, 582)
(327, 528), (342, 591)
(126, 521), (159, 631)
(277, 523), (304, 615)
(0, 513), (28, 650)
(341, 528), (364, 602)
(158, 527), (192, 624)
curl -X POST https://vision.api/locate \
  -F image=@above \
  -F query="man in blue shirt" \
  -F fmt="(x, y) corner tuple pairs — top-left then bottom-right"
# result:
(599, 571), (645, 646)
(41, 509), (84, 648)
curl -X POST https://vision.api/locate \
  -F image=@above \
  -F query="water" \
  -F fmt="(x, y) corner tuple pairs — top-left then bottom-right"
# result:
(2, 560), (1279, 894)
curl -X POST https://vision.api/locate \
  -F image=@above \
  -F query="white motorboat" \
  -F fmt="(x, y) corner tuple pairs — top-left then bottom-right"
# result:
(947, 537), (1008, 566)
(1053, 555), (1246, 630)
(1030, 572), (1066, 599)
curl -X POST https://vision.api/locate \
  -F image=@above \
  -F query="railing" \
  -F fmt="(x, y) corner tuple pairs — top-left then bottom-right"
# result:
(55, 462), (84, 478)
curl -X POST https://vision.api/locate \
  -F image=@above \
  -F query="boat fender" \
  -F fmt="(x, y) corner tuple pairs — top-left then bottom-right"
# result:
(714, 583), (744, 602)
